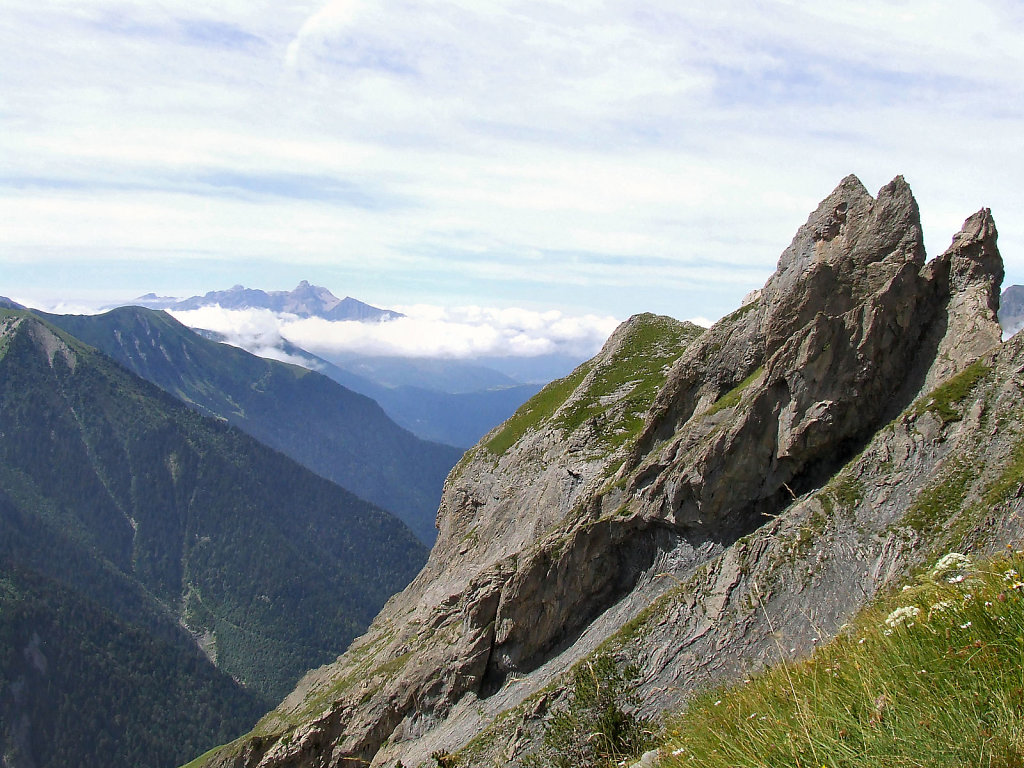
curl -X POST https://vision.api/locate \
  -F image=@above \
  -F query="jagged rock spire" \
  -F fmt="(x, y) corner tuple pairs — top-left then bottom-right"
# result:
(197, 176), (1007, 768)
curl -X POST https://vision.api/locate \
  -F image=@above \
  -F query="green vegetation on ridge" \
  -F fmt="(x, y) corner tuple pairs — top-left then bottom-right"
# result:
(912, 359), (993, 424)
(553, 316), (704, 452)
(484, 361), (595, 456)
(705, 366), (764, 417)
(484, 315), (702, 457)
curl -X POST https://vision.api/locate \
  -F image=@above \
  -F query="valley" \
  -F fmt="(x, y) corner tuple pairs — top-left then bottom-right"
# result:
(0, 311), (428, 766)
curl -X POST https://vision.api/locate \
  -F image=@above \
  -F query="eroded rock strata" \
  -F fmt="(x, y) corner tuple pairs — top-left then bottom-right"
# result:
(200, 175), (1020, 768)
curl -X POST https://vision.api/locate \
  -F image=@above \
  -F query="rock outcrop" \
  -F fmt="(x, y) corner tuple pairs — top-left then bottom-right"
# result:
(198, 176), (1017, 768)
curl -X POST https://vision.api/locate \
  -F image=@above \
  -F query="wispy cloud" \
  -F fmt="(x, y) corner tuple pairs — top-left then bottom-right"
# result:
(2, 1), (1023, 321)
(168, 304), (620, 360)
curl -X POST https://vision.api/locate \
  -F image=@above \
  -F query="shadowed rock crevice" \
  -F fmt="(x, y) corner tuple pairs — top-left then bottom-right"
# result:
(480, 517), (687, 695)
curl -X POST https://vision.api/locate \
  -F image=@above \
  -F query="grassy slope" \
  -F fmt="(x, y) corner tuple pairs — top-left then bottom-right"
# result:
(483, 314), (704, 458)
(660, 549), (1024, 768)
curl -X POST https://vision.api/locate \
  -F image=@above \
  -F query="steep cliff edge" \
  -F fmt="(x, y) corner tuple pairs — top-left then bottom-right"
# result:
(197, 175), (1013, 768)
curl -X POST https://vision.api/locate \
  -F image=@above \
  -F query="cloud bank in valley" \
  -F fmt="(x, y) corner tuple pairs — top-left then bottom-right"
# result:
(168, 304), (622, 362)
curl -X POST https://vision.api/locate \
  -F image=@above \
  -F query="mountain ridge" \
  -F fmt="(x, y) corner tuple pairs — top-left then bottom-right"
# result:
(0, 309), (428, 767)
(125, 286), (552, 448)
(41, 306), (459, 544)
(192, 175), (1020, 768)
(134, 281), (403, 322)
(197, 330), (547, 449)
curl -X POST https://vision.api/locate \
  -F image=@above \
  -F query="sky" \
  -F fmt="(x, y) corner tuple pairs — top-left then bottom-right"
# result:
(3, 1), (1024, 359)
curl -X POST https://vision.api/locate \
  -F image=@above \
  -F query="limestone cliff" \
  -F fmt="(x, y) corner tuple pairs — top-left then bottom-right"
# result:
(197, 176), (1018, 768)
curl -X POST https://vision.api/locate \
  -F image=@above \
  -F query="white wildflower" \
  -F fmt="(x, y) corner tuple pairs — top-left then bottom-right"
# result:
(931, 552), (972, 583)
(1004, 568), (1019, 581)
(960, 621), (972, 629)
(885, 605), (921, 628)
(933, 552), (971, 572)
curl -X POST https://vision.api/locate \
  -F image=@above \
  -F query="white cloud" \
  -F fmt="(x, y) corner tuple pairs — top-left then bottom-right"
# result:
(2, 1), (1024, 323)
(168, 304), (620, 361)
(168, 305), (287, 347)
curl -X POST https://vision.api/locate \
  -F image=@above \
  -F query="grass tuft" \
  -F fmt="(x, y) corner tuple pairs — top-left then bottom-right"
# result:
(659, 549), (1024, 768)
(705, 367), (764, 417)
(913, 360), (992, 425)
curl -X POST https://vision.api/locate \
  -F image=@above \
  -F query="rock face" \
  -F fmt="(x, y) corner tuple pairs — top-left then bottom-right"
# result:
(199, 176), (1015, 768)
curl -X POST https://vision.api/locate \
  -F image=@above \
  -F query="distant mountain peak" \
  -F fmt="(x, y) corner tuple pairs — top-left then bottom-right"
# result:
(126, 282), (404, 322)
(999, 284), (1024, 338)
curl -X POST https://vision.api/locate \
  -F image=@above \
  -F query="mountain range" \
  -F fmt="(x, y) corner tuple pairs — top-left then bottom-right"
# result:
(259, 341), (544, 449)
(998, 283), (1024, 337)
(192, 175), (1024, 768)
(128, 281), (554, 448)
(132, 281), (403, 322)
(6, 175), (1024, 768)
(40, 307), (460, 544)
(0, 309), (428, 767)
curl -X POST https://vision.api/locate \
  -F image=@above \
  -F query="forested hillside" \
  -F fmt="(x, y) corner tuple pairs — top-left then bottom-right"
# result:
(0, 309), (428, 768)
(44, 306), (460, 544)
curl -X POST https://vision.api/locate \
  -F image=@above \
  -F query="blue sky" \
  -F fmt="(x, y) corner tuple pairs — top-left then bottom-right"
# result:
(3, 1), (1023, 356)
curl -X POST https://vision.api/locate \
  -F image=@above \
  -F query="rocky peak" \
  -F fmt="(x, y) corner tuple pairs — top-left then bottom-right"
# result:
(627, 177), (1002, 543)
(631, 175), (928, 460)
(761, 174), (924, 357)
(920, 207), (1003, 388)
(946, 207), (1001, 299)
(198, 176), (1006, 768)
